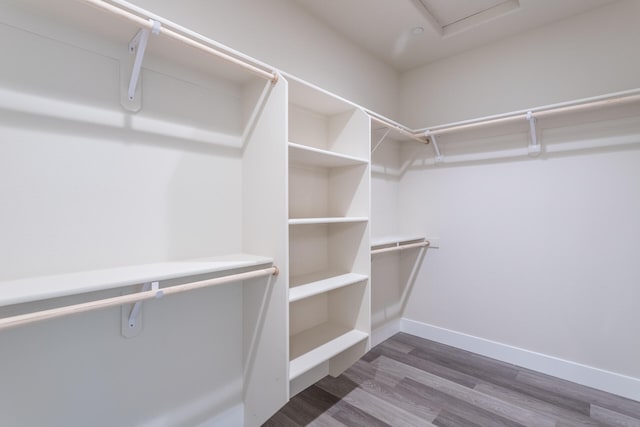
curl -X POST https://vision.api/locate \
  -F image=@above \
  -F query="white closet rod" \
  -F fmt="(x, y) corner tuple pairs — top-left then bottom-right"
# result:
(421, 88), (640, 136)
(79, 0), (278, 83)
(0, 266), (279, 331)
(371, 241), (430, 255)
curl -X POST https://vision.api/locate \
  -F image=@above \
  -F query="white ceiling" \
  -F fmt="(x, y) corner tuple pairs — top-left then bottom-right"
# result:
(292, 0), (618, 71)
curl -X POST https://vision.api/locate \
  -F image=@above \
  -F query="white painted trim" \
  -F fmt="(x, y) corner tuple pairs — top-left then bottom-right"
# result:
(371, 318), (402, 347)
(400, 318), (640, 402)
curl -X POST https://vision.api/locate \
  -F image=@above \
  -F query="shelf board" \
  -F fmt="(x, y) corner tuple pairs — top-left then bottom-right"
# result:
(371, 235), (426, 249)
(289, 142), (368, 168)
(289, 272), (368, 303)
(289, 217), (368, 225)
(289, 323), (368, 380)
(0, 254), (273, 308)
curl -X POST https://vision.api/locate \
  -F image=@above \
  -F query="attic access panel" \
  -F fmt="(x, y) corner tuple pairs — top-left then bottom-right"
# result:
(415, 0), (520, 37)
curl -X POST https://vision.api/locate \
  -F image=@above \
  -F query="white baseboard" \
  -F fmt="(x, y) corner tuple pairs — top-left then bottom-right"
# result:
(401, 318), (640, 402)
(371, 318), (402, 347)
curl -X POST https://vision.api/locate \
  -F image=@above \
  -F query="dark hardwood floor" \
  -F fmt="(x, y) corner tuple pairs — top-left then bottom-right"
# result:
(264, 333), (640, 427)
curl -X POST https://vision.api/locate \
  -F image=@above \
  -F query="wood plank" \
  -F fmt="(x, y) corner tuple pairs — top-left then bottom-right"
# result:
(317, 375), (436, 427)
(516, 369), (640, 419)
(590, 404), (640, 427)
(373, 355), (557, 427)
(473, 382), (600, 426)
(396, 377), (526, 427)
(367, 341), (479, 388)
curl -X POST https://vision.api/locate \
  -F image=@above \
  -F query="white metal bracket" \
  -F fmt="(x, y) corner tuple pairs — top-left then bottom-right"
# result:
(121, 281), (161, 338)
(120, 19), (160, 112)
(426, 131), (443, 163)
(526, 111), (541, 157)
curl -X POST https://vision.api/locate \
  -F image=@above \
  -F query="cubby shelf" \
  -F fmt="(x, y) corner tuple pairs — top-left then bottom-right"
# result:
(289, 217), (368, 225)
(286, 75), (370, 397)
(0, 254), (273, 308)
(289, 272), (368, 303)
(289, 323), (369, 380)
(288, 142), (368, 168)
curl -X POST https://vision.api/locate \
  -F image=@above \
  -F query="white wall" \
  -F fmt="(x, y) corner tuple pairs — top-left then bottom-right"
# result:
(129, 0), (400, 119)
(395, 0), (640, 385)
(400, 0), (640, 127)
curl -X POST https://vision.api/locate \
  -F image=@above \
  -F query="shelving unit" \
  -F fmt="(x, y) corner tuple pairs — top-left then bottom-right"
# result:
(284, 75), (371, 396)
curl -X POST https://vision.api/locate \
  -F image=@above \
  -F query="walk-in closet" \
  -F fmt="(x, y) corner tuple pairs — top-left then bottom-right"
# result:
(1, 0), (639, 426)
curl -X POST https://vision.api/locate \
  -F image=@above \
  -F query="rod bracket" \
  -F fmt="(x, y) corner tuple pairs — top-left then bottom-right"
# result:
(120, 20), (161, 112)
(121, 281), (158, 338)
(426, 131), (443, 163)
(526, 111), (541, 157)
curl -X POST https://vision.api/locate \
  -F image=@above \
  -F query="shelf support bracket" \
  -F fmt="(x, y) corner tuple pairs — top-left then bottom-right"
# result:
(122, 281), (160, 338)
(526, 111), (541, 157)
(121, 19), (160, 111)
(128, 20), (161, 101)
(426, 131), (443, 163)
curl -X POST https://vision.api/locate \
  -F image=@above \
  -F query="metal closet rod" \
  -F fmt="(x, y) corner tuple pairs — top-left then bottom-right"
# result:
(367, 88), (640, 146)
(371, 241), (430, 255)
(80, 0), (278, 83)
(0, 266), (279, 332)
(420, 88), (640, 136)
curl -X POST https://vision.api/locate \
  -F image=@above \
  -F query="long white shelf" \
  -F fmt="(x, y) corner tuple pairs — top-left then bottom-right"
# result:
(0, 254), (273, 308)
(289, 322), (369, 380)
(289, 272), (368, 303)
(288, 142), (368, 168)
(289, 217), (368, 225)
(371, 235), (426, 248)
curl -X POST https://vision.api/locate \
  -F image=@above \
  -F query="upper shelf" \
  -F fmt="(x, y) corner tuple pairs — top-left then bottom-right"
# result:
(289, 143), (368, 168)
(0, 254), (273, 308)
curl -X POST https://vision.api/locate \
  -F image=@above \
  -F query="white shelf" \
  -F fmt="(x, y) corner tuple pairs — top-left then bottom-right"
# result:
(289, 322), (369, 380)
(289, 272), (368, 303)
(289, 217), (368, 225)
(0, 254), (273, 308)
(289, 142), (368, 168)
(371, 235), (426, 248)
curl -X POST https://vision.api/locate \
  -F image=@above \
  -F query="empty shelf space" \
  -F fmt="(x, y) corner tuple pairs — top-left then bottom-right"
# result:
(0, 254), (273, 308)
(289, 142), (368, 168)
(289, 217), (368, 225)
(289, 272), (368, 302)
(289, 322), (369, 380)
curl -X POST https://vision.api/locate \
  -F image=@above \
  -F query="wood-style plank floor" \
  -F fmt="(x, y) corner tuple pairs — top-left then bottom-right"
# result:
(264, 333), (640, 427)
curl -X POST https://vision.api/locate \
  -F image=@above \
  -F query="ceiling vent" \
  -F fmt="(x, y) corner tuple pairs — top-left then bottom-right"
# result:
(413, 0), (521, 37)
